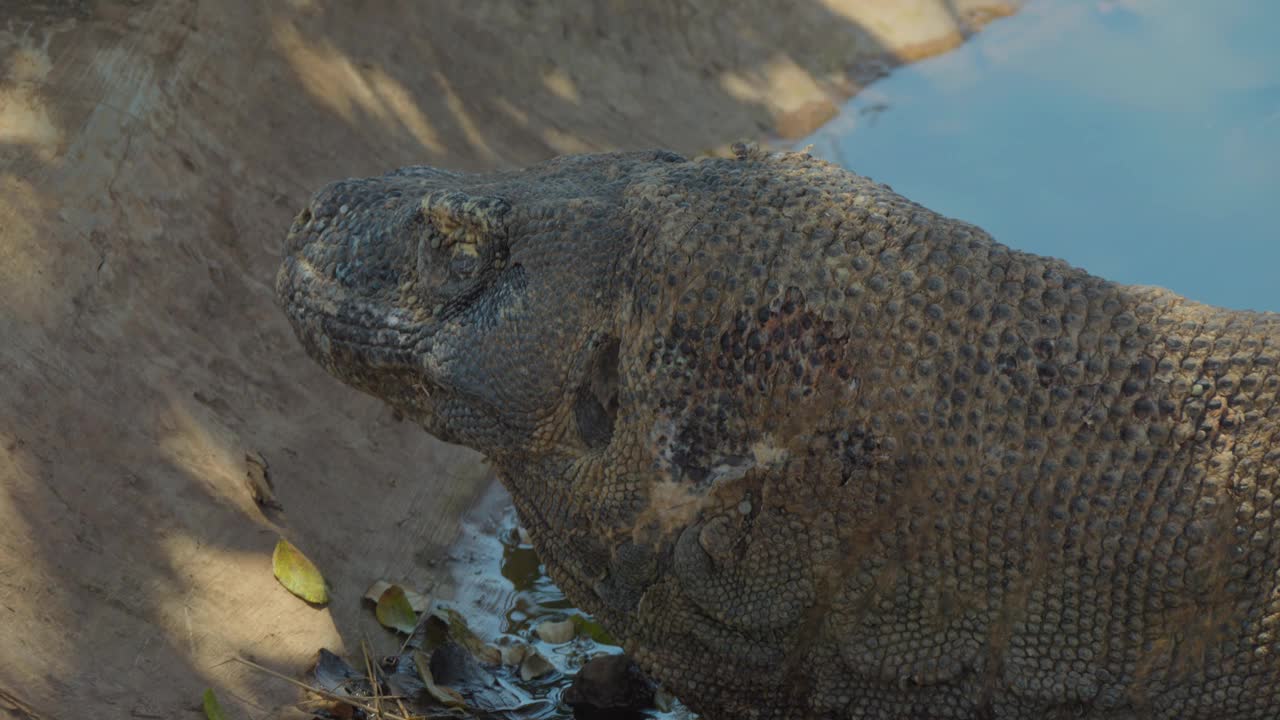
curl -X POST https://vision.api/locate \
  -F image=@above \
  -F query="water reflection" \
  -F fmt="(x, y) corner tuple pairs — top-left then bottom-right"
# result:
(804, 0), (1280, 312)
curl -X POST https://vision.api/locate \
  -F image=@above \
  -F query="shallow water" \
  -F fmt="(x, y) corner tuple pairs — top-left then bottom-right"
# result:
(803, 0), (1280, 312)
(443, 482), (694, 718)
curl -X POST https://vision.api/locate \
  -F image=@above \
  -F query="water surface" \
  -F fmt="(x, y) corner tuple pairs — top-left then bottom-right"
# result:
(804, 0), (1280, 312)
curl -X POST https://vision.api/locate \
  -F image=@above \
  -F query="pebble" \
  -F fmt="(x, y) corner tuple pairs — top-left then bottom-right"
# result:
(535, 617), (576, 644)
(563, 654), (655, 712)
(496, 638), (529, 666)
(519, 650), (555, 681)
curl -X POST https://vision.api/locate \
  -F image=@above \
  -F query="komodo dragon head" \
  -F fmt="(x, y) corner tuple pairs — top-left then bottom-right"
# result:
(277, 149), (686, 457)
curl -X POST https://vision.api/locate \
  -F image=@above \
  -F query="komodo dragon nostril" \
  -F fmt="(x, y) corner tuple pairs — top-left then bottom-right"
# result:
(284, 208), (316, 256)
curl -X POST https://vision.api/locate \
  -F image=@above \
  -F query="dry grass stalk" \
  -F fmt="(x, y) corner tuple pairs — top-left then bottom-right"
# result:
(232, 656), (426, 720)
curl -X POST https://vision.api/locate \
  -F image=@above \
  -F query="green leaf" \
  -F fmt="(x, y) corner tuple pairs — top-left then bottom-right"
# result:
(571, 613), (617, 646)
(272, 538), (328, 604)
(202, 688), (227, 720)
(375, 585), (418, 634)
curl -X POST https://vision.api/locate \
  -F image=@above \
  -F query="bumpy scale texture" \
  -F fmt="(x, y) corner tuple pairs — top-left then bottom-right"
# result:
(276, 147), (1280, 719)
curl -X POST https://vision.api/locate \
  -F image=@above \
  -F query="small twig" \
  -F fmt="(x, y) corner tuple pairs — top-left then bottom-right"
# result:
(399, 605), (431, 655)
(361, 639), (384, 716)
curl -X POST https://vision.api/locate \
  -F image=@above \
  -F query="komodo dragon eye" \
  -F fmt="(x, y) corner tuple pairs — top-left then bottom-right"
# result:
(446, 243), (482, 277)
(416, 190), (511, 289)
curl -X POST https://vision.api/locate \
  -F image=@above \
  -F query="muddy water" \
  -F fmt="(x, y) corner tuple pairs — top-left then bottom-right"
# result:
(804, 0), (1280, 312)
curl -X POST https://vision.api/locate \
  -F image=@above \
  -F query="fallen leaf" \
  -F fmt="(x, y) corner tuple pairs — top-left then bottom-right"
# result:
(379, 653), (430, 704)
(571, 613), (617, 645)
(308, 635), (554, 718)
(413, 650), (467, 709)
(429, 641), (540, 712)
(272, 538), (328, 604)
(364, 580), (431, 612)
(312, 648), (367, 697)
(202, 689), (227, 720)
(376, 585), (418, 634)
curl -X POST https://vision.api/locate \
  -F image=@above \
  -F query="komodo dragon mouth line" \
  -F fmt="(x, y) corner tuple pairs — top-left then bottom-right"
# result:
(278, 255), (428, 358)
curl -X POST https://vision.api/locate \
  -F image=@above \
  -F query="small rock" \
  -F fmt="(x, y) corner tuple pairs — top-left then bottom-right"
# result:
(535, 617), (576, 644)
(497, 638), (529, 666)
(519, 650), (555, 682)
(563, 654), (655, 713)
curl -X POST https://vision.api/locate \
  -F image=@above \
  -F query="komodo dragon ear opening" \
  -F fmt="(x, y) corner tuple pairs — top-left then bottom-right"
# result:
(573, 336), (621, 450)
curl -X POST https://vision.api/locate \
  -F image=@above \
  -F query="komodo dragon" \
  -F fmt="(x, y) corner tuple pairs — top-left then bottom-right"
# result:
(276, 146), (1280, 719)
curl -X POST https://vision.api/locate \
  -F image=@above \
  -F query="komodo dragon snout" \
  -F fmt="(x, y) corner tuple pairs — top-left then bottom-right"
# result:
(278, 146), (1280, 720)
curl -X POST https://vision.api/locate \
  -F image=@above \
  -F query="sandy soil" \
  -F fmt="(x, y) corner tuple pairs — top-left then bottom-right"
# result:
(0, 2), (1017, 717)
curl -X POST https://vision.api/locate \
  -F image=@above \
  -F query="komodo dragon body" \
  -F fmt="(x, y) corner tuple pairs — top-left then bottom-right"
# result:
(276, 147), (1280, 719)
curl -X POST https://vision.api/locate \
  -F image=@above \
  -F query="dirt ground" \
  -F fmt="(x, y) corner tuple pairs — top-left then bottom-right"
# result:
(0, 1), (1018, 717)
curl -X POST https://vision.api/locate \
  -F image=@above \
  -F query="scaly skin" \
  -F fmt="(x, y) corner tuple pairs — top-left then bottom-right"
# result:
(276, 147), (1280, 719)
